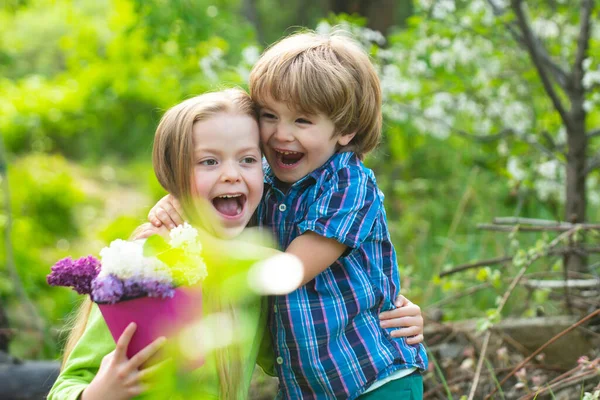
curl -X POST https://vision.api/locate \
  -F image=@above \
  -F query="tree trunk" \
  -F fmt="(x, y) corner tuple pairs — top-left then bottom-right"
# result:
(0, 299), (9, 352)
(242, 0), (264, 45)
(564, 119), (587, 272)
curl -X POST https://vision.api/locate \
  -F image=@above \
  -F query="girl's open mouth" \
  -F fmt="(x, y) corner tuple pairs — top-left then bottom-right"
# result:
(212, 194), (246, 218)
(275, 149), (304, 167)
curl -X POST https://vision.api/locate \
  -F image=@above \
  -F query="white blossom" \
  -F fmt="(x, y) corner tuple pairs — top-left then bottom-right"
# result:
(582, 69), (600, 89)
(507, 158), (526, 181)
(241, 46), (260, 65)
(537, 160), (559, 179)
(432, 0), (456, 19)
(169, 222), (202, 253)
(99, 239), (172, 283)
(199, 48), (225, 81)
(532, 19), (560, 39)
(497, 141), (509, 156)
(316, 21), (331, 35)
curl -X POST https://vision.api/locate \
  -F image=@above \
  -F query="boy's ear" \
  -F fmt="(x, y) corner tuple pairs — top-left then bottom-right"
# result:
(337, 132), (356, 146)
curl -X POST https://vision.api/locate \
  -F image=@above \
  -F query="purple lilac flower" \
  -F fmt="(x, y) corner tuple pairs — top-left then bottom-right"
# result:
(91, 274), (124, 304)
(122, 278), (175, 300)
(47, 256), (101, 295)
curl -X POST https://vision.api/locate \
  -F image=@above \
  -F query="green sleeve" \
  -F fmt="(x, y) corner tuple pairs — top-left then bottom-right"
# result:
(255, 297), (277, 377)
(47, 304), (115, 400)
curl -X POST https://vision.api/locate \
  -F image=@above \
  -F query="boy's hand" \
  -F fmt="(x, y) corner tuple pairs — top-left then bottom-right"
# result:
(378, 295), (424, 345)
(81, 323), (166, 400)
(130, 223), (171, 240)
(148, 194), (184, 229)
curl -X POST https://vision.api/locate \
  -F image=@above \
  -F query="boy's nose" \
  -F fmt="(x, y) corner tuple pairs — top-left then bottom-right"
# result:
(273, 123), (294, 142)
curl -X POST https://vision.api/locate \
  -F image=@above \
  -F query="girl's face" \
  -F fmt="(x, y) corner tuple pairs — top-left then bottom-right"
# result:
(191, 112), (263, 239)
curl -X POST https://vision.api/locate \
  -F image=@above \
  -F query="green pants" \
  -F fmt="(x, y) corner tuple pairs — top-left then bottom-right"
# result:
(358, 371), (423, 400)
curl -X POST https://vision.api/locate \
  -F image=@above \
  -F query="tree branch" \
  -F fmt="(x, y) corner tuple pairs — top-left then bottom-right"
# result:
(485, 308), (600, 399)
(440, 246), (600, 277)
(587, 128), (600, 140)
(573, 0), (593, 92)
(478, 223), (600, 231)
(510, 0), (570, 126)
(584, 153), (600, 175)
(493, 217), (571, 226)
(485, 0), (570, 89)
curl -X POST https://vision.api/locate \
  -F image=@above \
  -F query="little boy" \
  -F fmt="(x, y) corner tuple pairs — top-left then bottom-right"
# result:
(150, 30), (427, 399)
(248, 31), (427, 399)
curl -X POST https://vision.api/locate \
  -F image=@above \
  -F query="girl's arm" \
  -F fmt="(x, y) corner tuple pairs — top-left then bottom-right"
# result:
(48, 304), (116, 400)
(81, 323), (165, 400)
(48, 305), (165, 400)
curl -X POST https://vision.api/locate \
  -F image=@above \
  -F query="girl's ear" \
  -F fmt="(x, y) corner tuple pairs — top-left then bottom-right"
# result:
(337, 132), (357, 146)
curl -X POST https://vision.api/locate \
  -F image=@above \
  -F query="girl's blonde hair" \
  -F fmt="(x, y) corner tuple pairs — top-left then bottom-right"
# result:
(61, 88), (257, 399)
(249, 29), (382, 159)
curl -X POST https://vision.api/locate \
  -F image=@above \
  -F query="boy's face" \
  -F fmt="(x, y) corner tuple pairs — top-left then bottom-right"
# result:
(191, 112), (263, 239)
(258, 97), (355, 183)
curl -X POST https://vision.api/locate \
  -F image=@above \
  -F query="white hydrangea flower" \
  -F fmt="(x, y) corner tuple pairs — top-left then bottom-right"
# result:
(173, 254), (208, 286)
(169, 222), (201, 252)
(99, 239), (172, 283)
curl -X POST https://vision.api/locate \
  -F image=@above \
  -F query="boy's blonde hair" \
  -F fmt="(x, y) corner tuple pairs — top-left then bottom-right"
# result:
(249, 30), (382, 159)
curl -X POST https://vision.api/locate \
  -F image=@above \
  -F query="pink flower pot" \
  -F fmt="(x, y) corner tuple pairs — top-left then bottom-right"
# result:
(98, 286), (203, 367)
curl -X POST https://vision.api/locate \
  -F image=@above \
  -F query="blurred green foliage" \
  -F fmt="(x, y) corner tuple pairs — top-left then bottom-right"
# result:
(0, 0), (598, 362)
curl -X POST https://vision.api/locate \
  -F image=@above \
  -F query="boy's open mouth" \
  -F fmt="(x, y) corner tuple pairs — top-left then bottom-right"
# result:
(275, 149), (304, 166)
(212, 194), (246, 217)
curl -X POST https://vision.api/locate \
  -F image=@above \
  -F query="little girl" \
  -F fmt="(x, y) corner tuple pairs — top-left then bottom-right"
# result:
(49, 89), (424, 399)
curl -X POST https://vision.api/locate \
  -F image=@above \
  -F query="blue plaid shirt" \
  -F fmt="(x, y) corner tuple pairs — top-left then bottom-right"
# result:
(258, 152), (428, 399)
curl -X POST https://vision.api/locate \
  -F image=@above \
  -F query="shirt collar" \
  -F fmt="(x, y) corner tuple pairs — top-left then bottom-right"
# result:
(263, 152), (357, 189)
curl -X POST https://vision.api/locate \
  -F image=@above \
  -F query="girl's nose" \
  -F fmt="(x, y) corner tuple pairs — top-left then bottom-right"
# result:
(220, 161), (242, 183)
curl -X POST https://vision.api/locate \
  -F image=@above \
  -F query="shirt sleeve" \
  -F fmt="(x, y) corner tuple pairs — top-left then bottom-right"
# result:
(298, 166), (380, 249)
(47, 304), (115, 400)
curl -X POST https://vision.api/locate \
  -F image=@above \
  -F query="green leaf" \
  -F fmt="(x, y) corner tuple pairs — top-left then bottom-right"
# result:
(143, 234), (170, 257)
(156, 247), (186, 266)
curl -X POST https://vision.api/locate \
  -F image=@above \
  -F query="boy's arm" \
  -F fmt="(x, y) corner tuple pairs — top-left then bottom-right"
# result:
(286, 231), (347, 286)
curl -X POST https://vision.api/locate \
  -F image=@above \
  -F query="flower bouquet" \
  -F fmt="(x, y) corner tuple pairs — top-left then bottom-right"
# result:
(48, 223), (207, 365)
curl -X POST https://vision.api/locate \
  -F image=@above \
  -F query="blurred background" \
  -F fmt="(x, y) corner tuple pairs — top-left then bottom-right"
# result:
(1, 0), (599, 398)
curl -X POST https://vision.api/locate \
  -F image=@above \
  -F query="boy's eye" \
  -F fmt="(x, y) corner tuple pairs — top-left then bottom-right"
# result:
(260, 112), (276, 119)
(199, 159), (218, 166)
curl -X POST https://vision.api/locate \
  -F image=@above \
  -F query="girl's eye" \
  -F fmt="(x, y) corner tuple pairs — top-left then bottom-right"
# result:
(200, 159), (218, 166)
(241, 157), (257, 164)
(296, 118), (311, 124)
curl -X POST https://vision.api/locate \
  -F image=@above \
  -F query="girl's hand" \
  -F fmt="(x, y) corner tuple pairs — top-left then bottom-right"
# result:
(148, 194), (184, 229)
(81, 323), (166, 400)
(378, 295), (424, 345)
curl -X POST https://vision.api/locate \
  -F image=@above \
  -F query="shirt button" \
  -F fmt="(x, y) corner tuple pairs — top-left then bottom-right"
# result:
(276, 357), (284, 365)
(278, 204), (287, 212)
